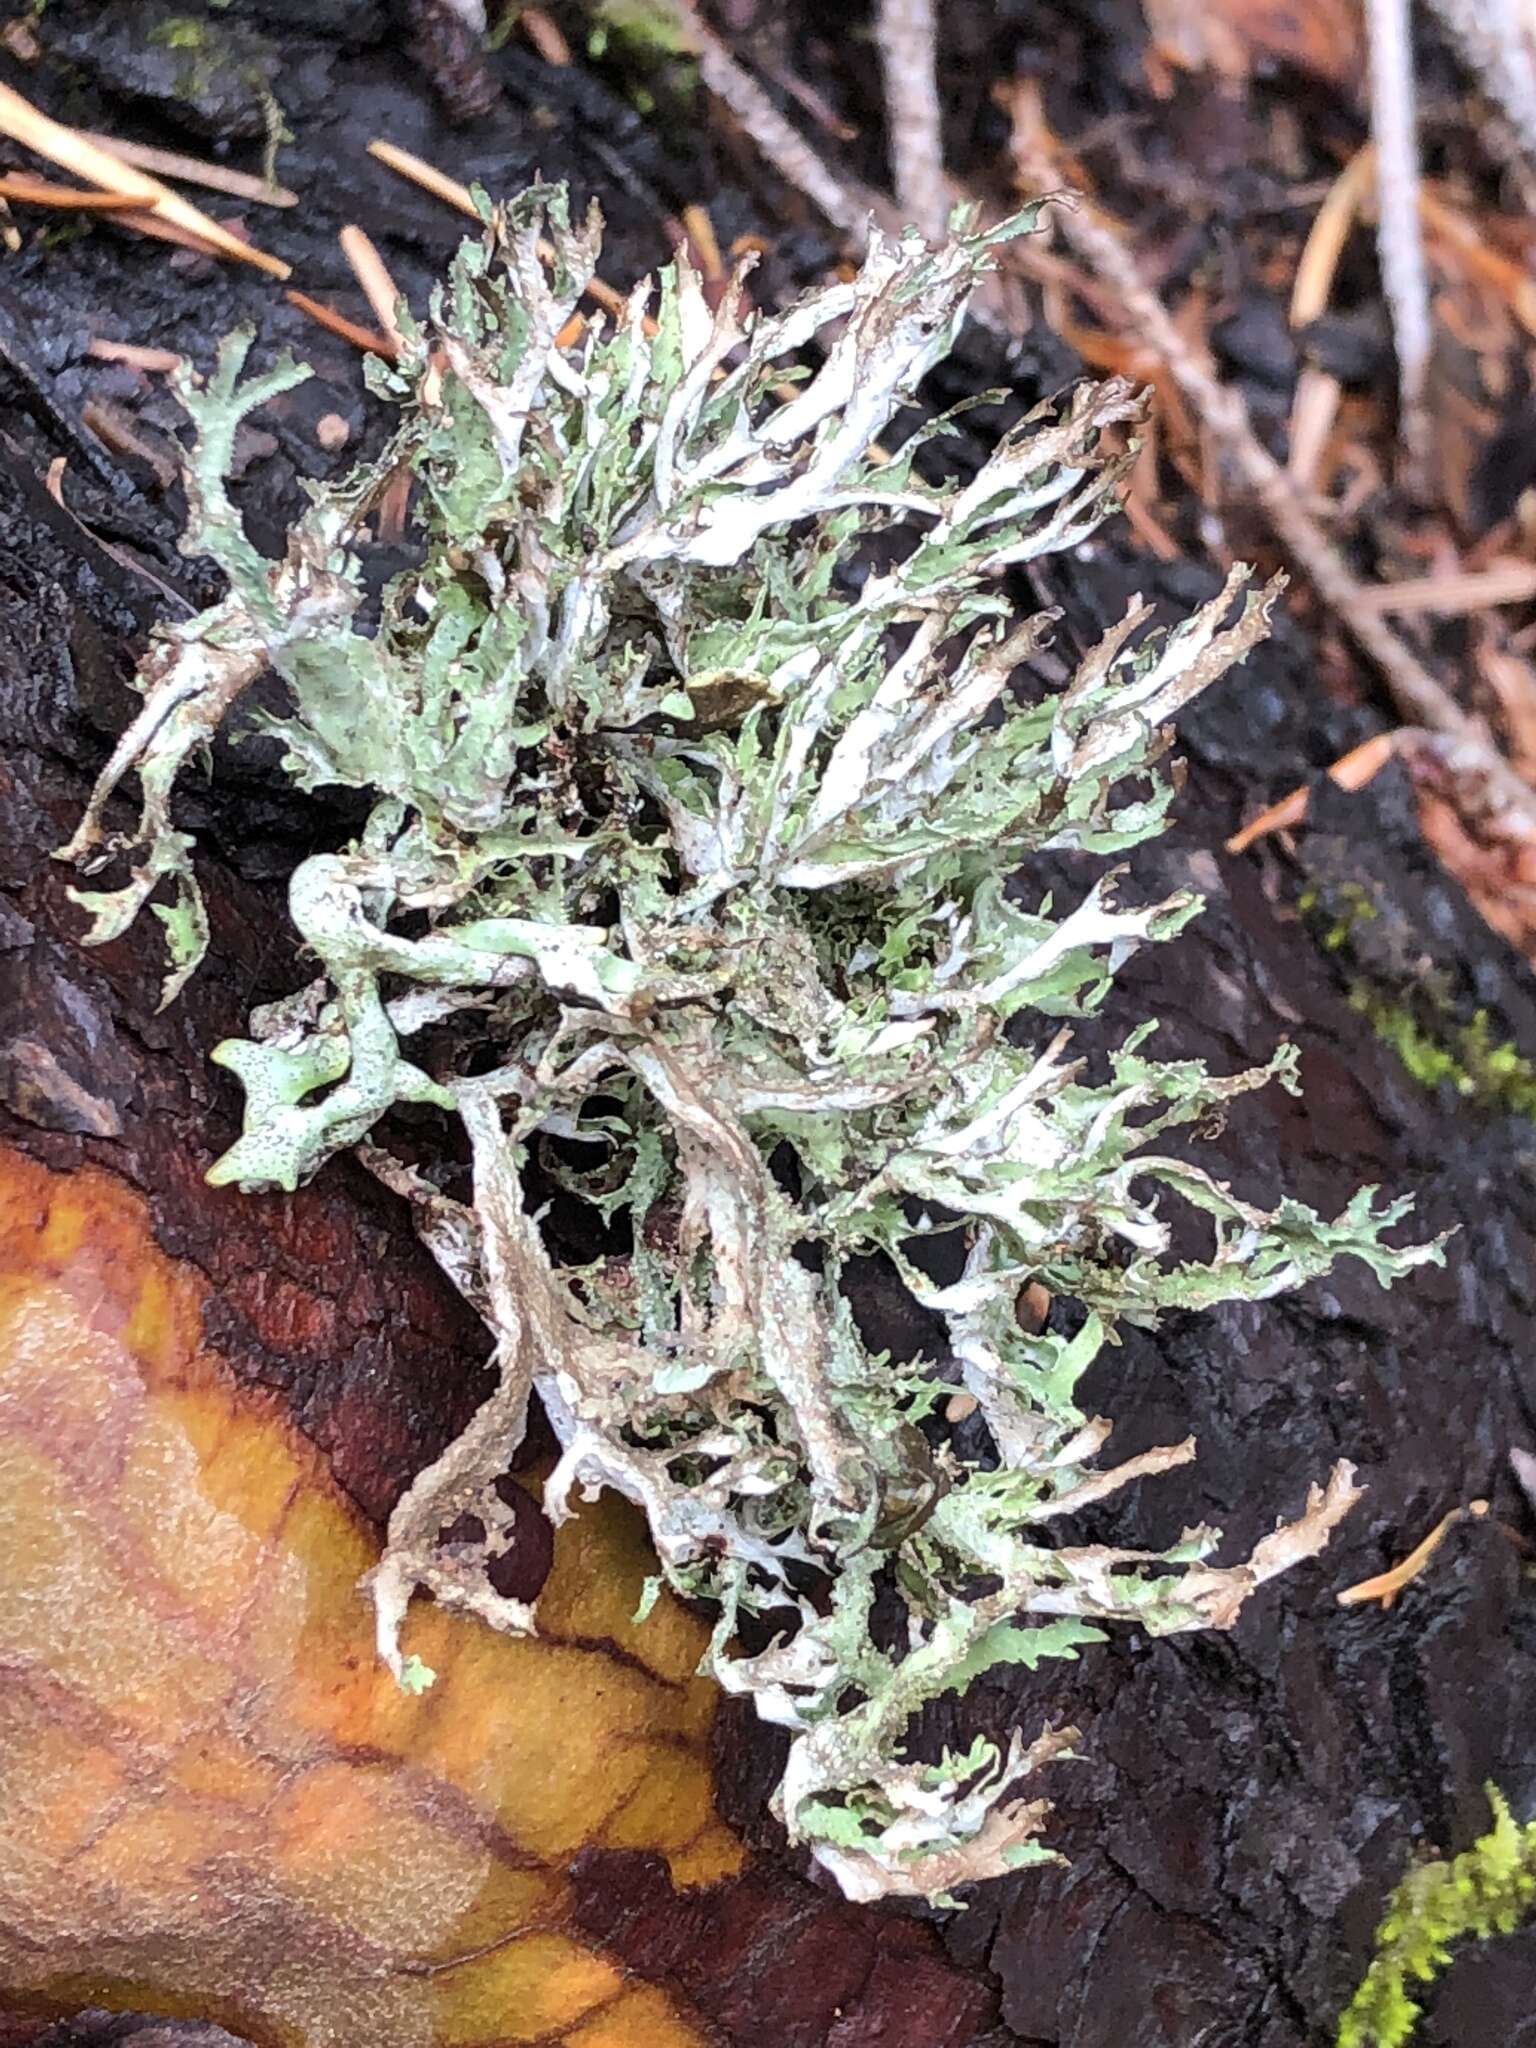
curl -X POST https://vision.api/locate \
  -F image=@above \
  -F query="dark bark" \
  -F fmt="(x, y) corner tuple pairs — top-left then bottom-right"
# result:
(1, 6), (1533, 2045)
(28, 2015), (254, 2048)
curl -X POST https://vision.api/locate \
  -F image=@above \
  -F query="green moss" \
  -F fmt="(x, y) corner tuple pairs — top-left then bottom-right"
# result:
(1298, 880), (1380, 952)
(1337, 1785), (1536, 2047)
(37, 217), (90, 250)
(144, 14), (228, 109)
(1347, 990), (1536, 1119)
(148, 15), (210, 51)
(588, 0), (694, 60)
(1295, 878), (1536, 1117)
(142, 14), (287, 180)
(583, 0), (698, 123)
(1349, 993), (1469, 1095)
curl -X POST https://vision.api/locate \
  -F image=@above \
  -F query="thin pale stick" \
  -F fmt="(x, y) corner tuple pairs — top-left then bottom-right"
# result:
(1364, 0), (1431, 476)
(662, 0), (874, 240)
(79, 128), (298, 207)
(873, 0), (947, 242)
(1286, 366), (1341, 490)
(1348, 562), (1536, 617)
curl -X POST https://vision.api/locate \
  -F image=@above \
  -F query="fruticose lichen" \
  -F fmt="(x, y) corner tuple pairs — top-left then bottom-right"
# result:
(60, 188), (1439, 1904)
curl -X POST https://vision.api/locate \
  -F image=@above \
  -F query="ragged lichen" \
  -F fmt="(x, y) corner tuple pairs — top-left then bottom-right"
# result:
(60, 188), (1439, 1903)
(1336, 1785), (1536, 2048)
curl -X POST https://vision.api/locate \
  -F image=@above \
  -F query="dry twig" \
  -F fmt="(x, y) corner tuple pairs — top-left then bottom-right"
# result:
(1364, 0), (1432, 478)
(661, 0), (874, 240)
(1007, 108), (1536, 839)
(79, 130), (298, 208)
(873, 0), (947, 242)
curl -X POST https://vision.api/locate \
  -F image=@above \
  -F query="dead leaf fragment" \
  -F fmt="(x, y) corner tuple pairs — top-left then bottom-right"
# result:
(1141, 0), (1364, 87)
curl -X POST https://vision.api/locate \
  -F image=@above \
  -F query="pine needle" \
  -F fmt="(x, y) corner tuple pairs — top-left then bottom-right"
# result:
(0, 80), (289, 277)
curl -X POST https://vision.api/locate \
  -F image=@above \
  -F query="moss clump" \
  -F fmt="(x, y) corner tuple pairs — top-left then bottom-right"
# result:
(148, 15), (211, 52)
(1337, 1785), (1536, 2047)
(582, 0), (698, 121)
(1348, 992), (1536, 1120)
(1297, 880), (1380, 953)
(587, 0), (694, 60)
(1294, 879), (1536, 1117)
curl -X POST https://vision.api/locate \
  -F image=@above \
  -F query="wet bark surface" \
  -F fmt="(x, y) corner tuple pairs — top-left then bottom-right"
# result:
(1, 4), (1533, 2044)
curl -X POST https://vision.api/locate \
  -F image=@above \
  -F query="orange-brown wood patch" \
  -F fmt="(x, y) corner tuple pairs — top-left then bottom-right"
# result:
(0, 1145), (740, 2047)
